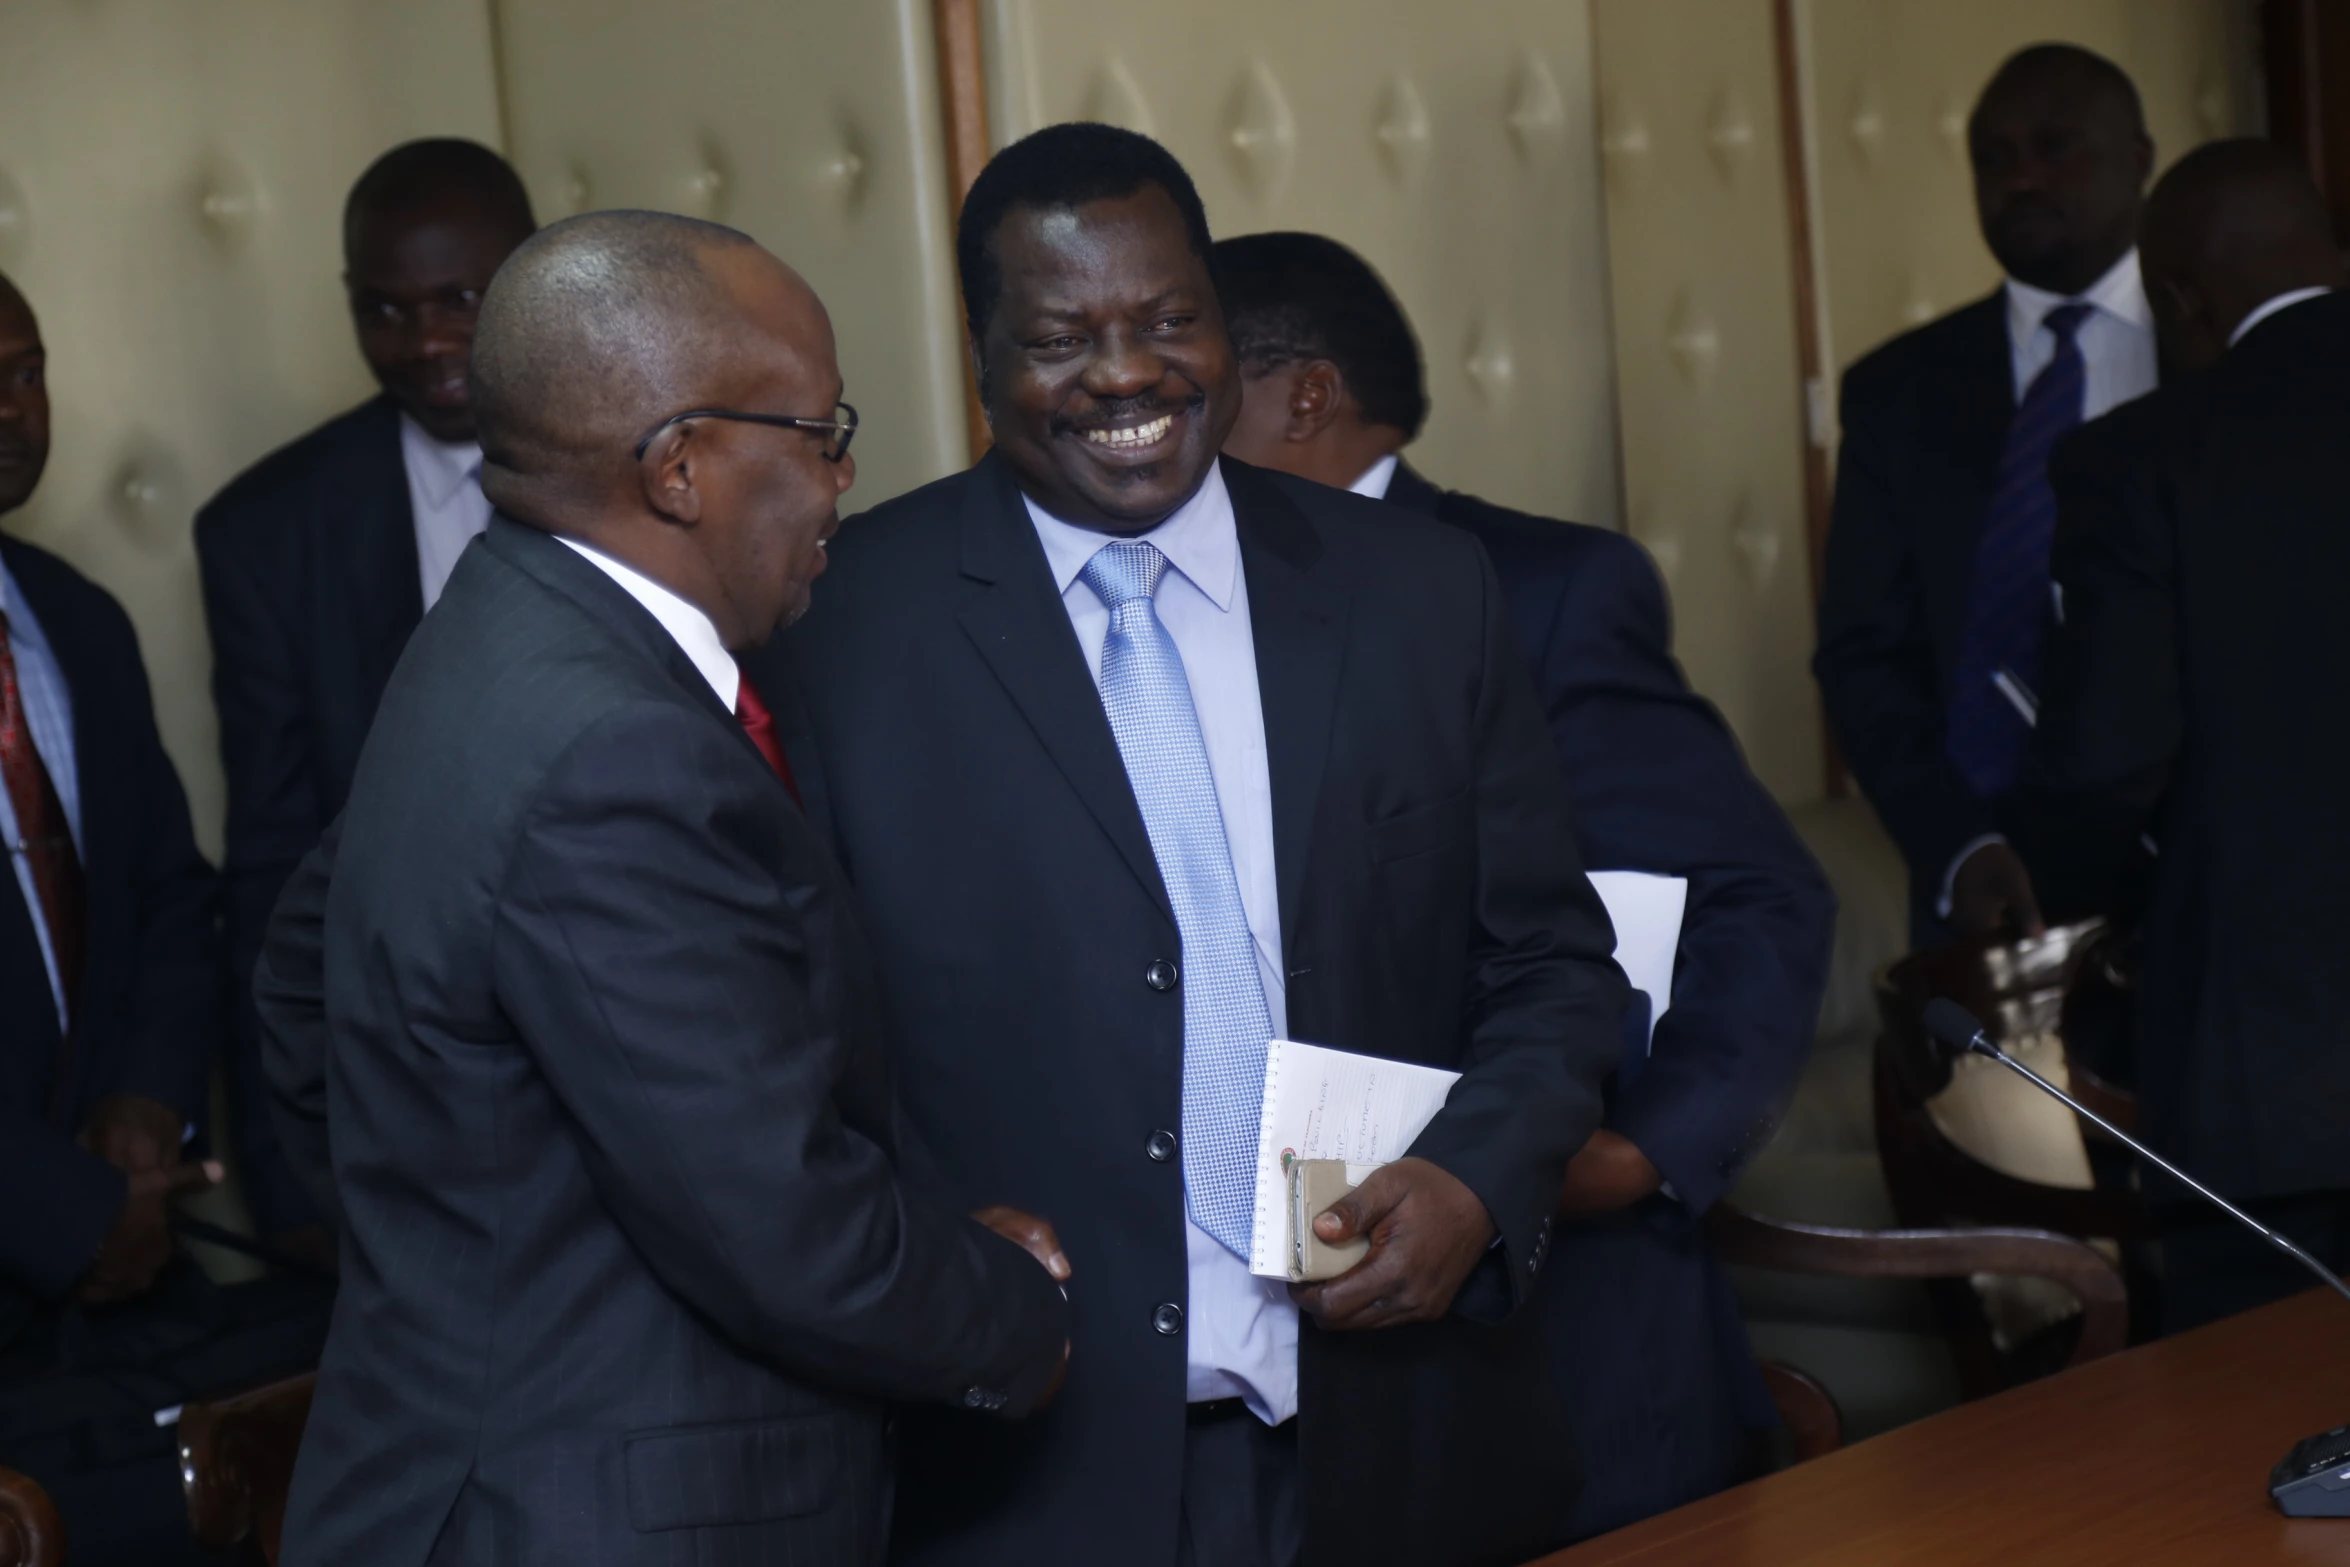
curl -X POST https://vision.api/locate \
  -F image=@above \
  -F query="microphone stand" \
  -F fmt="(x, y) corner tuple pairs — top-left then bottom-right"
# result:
(1924, 998), (2350, 1515)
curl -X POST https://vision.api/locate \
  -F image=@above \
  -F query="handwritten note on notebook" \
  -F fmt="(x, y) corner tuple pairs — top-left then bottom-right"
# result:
(1246, 1039), (1460, 1278)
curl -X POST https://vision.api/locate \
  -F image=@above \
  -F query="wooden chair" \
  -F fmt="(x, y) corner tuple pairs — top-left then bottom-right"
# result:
(1706, 1203), (2129, 1460)
(0, 1468), (62, 1567)
(180, 1371), (316, 1565)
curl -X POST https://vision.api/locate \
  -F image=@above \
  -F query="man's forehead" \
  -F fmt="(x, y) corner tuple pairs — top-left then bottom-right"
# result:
(0, 292), (40, 352)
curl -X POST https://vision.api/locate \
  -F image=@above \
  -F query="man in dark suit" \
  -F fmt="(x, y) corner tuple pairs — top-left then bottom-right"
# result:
(2027, 140), (2348, 1333)
(256, 212), (1072, 1567)
(761, 124), (1625, 1567)
(1213, 230), (1836, 1541)
(197, 139), (535, 1253)
(1815, 45), (2157, 945)
(0, 270), (302, 1566)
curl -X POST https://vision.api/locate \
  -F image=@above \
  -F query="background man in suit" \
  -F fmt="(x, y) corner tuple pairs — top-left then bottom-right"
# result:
(1815, 45), (2156, 945)
(1214, 230), (1836, 1541)
(0, 271), (314, 1566)
(197, 138), (535, 1256)
(2027, 140), (2347, 1333)
(256, 211), (1072, 1567)
(765, 124), (1625, 1567)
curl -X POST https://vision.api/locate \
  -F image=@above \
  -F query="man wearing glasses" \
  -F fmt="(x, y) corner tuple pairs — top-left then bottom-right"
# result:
(255, 211), (1071, 1567)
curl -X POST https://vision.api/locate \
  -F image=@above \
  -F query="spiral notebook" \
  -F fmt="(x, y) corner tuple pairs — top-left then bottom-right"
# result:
(1246, 1039), (1461, 1278)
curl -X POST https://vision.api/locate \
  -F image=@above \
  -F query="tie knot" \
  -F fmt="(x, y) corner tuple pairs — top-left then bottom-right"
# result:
(1078, 540), (1169, 611)
(2044, 302), (2093, 343)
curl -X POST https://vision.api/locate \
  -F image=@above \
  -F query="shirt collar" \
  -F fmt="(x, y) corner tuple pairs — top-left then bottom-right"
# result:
(1023, 458), (1240, 612)
(399, 412), (485, 511)
(554, 536), (740, 711)
(2229, 286), (2333, 349)
(1349, 453), (1400, 501)
(2006, 247), (2153, 340)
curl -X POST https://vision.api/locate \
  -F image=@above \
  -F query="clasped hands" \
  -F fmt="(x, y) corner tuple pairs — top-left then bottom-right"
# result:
(75, 1093), (219, 1305)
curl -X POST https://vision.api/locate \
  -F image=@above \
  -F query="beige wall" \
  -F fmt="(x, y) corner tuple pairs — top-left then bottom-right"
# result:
(0, 0), (503, 858)
(1, 0), (2265, 854)
(986, 0), (1623, 537)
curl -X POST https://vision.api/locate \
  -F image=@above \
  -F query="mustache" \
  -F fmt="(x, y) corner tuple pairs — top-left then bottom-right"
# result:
(1053, 391), (1204, 436)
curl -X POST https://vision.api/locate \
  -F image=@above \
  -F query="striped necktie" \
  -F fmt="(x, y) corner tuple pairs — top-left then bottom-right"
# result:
(1079, 540), (1272, 1258)
(1947, 300), (2093, 797)
(0, 609), (84, 1032)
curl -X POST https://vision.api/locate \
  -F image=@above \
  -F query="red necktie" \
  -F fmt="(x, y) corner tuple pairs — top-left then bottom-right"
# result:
(733, 664), (803, 806)
(0, 609), (85, 1022)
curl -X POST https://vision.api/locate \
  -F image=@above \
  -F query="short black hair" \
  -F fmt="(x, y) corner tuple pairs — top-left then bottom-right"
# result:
(956, 122), (1213, 345)
(1209, 231), (1428, 440)
(344, 138), (537, 258)
(1977, 43), (2145, 135)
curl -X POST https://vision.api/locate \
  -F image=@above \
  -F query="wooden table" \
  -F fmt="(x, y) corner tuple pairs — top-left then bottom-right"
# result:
(1533, 1287), (2350, 1566)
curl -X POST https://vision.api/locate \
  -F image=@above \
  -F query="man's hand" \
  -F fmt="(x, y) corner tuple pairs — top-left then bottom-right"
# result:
(971, 1205), (1072, 1409)
(79, 1094), (186, 1175)
(970, 1205), (1072, 1285)
(75, 1159), (221, 1305)
(1287, 1156), (1495, 1331)
(1556, 1130), (1663, 1220)
(1950, 840), (2046, 941)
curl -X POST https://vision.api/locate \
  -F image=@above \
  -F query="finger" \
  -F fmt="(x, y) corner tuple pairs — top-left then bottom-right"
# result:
(1292, 1243), (1412, 1327)
(1315, 1166), (1407, 1242)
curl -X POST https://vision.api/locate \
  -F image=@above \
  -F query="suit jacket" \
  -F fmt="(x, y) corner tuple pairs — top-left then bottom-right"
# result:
(0, 536), (220, 1303)
(257, 518), (1070, 1567)
(758, 453), (1626, 1567)
(1386, 464), (1834, 1537)
(2027, 291), (2350, 1203)
(196, 394), (421, 1236)
(1815, 294), (2027, 937)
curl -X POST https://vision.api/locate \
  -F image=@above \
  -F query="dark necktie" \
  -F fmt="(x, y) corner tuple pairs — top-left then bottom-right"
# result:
(1946, 300), (2093, 798)
(0, 609), (85, 1022)
(732, 664), (803, 807)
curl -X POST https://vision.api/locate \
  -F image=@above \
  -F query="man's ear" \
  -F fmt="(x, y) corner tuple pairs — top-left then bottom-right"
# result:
(640, 421), (705, 525)
(1286, 360), (1348, 443)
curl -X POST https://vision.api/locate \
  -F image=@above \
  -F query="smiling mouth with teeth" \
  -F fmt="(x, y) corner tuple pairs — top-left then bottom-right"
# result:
(1081, 413), (1176, 450)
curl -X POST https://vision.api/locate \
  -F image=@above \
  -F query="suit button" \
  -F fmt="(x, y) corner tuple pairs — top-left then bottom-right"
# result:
(1145, 959), (1179, 992)
(1146, 1130), (1179, 1163)
(1153, 1302), (1184, 1336)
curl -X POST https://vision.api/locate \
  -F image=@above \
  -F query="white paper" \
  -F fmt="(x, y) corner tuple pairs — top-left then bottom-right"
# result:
(1587, 870), (1687, 1053)
(1246, 1038), (1460, 1277)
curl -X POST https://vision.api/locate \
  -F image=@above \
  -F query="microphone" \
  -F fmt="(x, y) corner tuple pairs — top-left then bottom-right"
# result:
(1921, 998), (2350, 1516)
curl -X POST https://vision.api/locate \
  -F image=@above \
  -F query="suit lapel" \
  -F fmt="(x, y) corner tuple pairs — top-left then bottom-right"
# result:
(952, 455), (1173, 923)
(333, 399), (426, 707)
(1225, 460), (1347, 941)
(1928, 292), (2023, 655)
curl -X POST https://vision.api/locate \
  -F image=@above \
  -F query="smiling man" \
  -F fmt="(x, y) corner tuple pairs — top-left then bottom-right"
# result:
(761, 123), (1624, 1567)
(195, 139), (536, 1260)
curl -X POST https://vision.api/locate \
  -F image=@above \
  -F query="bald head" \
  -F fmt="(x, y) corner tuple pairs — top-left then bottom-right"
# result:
(2142, 138), (2341, 370)
(1970, 44), (2152, 295)
(470, 210), (854, 648)
(0, 270), (49, 517)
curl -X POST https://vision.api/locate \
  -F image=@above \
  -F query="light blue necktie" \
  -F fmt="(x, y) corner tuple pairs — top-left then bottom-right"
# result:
(1079, 540), (1272, 1258)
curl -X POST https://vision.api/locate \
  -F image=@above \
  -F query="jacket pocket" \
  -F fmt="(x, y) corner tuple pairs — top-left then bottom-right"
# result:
(1365, 789), (1475, 864)
(623, 1415), (844, 1531)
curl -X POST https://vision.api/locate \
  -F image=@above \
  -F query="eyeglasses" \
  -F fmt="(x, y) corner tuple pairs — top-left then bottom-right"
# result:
(631, 401), (859, 463)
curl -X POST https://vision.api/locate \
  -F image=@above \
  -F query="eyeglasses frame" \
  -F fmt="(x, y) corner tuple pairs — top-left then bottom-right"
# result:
(631, 401), (859, 463)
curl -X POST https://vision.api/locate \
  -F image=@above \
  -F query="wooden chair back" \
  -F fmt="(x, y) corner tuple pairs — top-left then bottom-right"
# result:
(0, 1468), (62, 1567)
(1707, 1202), (2130, 1460)
(180, 1370), (317, 1565)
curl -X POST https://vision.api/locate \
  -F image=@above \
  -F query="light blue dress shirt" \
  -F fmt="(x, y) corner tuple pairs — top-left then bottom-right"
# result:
(0, 553), (82, 1031)
(1024, 461), (1301, 1426)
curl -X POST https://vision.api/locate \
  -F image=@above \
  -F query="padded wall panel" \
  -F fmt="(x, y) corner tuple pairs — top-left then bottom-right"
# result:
(1591, 0), (1821, 804)
(0, 0), (503, 856)
(1801, 0), (2256, 387)
(493, 0), (967, 516)
(985, 0), (1621, 537)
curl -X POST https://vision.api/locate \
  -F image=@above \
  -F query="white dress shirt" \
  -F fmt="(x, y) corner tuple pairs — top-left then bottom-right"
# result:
(401, 414), (494, 612)
(555, 537), (739, 711)
(1348, 452), (1400, 502)
(0, 555), (81, 1032)
(2230, 286), (2334, 349)
(1941, 251), (2162, 917)
(1023, 461), (1301, 1426)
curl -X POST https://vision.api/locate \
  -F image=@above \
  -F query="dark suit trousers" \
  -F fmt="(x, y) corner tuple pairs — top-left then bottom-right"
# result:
(2161, 1191), (2350, 1335)
(1177, 1404), (1301, 1567)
